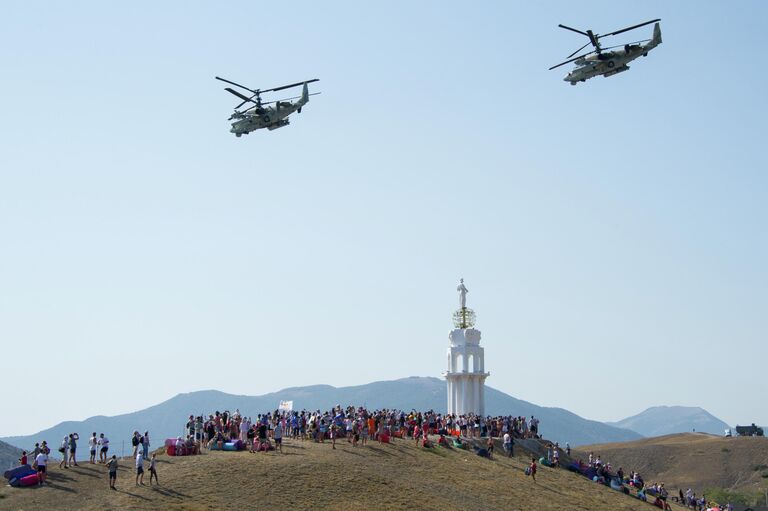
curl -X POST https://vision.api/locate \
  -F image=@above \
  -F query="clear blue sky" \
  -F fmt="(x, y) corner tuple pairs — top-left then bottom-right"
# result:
(1, 1), (766, 437)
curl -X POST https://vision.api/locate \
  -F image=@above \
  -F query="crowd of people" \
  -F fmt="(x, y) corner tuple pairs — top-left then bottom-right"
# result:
(176, 407), (546, 456)
(574, 451), (736, 511)
(13, 430), (158, 489)
(9, 406), (740, 510)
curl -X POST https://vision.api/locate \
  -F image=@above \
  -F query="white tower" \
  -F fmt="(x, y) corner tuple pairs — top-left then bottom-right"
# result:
(444, 279), (489, 416)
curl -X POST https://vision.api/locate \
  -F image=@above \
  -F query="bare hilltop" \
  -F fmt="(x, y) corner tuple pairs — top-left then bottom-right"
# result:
(1, 437), (650, 511)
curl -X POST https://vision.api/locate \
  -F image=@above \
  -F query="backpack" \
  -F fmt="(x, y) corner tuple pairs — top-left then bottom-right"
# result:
(132, 436), (139, 446)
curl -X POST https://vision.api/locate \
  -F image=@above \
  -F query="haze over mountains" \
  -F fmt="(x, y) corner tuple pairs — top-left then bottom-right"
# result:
(607, 406), (731, 437)
(0, 439), (23, 470)
(1, 377), (641, 449)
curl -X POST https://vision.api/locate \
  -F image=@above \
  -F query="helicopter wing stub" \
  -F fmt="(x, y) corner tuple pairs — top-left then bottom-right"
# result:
(598, 19), (660, 39)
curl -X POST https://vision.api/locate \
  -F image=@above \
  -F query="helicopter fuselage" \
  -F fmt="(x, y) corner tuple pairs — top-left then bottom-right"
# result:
(564, 22), (661, 85)
(228, 82), (312, 137)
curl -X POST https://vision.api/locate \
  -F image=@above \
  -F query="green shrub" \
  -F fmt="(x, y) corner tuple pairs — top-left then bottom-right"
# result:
(704, 487), (757, 506)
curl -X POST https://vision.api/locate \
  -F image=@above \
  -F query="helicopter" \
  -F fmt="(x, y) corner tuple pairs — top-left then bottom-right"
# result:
(549, 19), (662, 85)
(215, 76), (320, 136)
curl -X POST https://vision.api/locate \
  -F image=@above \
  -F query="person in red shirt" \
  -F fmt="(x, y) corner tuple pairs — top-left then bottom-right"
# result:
(529, 458), (538, 482)
(19, 451), (28, 466)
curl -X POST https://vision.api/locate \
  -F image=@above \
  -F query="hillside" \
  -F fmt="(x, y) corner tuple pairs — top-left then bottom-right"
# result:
(608, 406), (731, 437)
(1, 377), (640, 451)
(576, 433), (768, 497)
(0, 440), (22, 471)
(0, 436), (651, 511)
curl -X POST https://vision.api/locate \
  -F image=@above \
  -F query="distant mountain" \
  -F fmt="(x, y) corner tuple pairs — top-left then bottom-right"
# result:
(1, 439), (23, 470)
(608, 406), (731, 437)
(1, 377), (641, 451)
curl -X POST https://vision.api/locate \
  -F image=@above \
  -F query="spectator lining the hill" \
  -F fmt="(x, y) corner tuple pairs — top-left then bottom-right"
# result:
(88, 432), (98, 464)
(98, 433), (109, 463)
(107, 455), (118, 490)
(135, 451), (145, 486)
(149, 453), (159, 485)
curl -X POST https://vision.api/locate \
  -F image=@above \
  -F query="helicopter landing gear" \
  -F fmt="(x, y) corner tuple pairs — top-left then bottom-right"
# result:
(643, 52), (648, 57)
(235, 133), (242, 137)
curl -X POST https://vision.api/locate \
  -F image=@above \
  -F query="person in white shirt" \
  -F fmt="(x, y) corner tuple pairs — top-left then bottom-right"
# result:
(35, 451), (49, 485)
(89, 432), (98, 464)
(503, 432), (513, 457)
(98, 433), (109, 463)
(59, 436), (69, 469)
(135, 452), (145, 485)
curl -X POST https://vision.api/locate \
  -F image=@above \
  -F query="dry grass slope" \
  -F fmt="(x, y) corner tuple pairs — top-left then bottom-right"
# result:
(577, 433), (768, 495)
(1, 438), (653, 511)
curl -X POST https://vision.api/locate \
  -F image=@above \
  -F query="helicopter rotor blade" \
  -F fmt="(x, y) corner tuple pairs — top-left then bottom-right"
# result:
(601, 39), (651, 51)
(260, 92), (322, 105)
(224, 88), (253, 103)
(261, 79), (320, 94)
(558, 24), (589, 37)
(567, 41), (593, 58)
(215, 76), (259, 94)
(598, 19), (661, 39)
(549, 51), (595, 71)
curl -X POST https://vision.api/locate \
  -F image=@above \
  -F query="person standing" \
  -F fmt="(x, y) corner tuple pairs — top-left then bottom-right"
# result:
(503, 432), (513, 457)
(529, 457), (537, 482)
(106, 455), (118, 490)
(142, 432), (150, 460)
(131, 431), (141, 457)
(35, 449), (49, 486)
(148, 453), (158, 485)
(98, 433), (109, 463)
(59, 436), (69, 468)
(273, 420), (284, 454)
(88, 432), (98, 464)
(135, 451), (145, 486)
(68, 433), (79, 466)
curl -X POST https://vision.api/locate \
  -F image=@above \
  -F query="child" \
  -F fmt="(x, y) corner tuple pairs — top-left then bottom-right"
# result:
(529, 457), (537, 482)
(19, 451), (28, 466)
(149, 453), (158, 485)
(107, 455), (118, 490)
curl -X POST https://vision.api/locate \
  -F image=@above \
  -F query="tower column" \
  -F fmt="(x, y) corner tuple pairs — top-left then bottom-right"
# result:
(443, 279), (490, 420)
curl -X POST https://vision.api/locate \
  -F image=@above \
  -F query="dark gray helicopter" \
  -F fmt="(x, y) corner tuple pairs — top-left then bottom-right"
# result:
(216, 76), (320, 136)
(550, 19), (662, 85)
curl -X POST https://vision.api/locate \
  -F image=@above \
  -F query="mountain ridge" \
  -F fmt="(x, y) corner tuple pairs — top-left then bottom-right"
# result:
(607, 405), (731, 437)
(1, 376), (641, 450)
